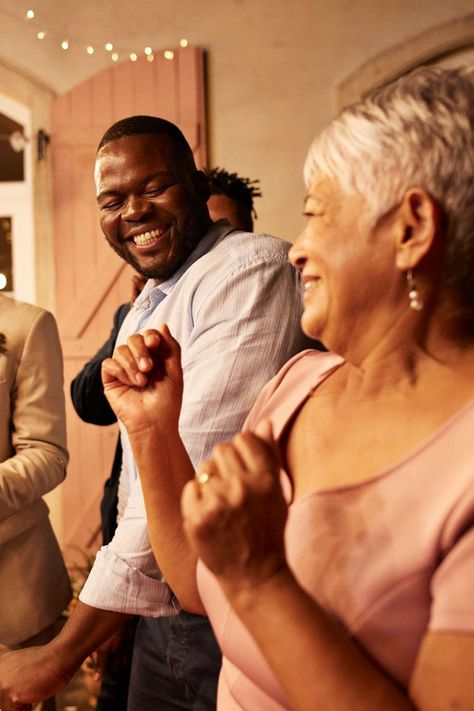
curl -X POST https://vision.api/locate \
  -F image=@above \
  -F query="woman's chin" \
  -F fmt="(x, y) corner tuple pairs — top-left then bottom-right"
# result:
(301, 311), (325, 343)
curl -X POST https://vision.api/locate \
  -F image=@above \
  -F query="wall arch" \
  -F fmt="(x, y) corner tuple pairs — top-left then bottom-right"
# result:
(338, 13), (474, 108)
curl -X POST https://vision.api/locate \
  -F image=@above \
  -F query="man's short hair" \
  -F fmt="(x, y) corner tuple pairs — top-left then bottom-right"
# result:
(97, 115), (196, 172)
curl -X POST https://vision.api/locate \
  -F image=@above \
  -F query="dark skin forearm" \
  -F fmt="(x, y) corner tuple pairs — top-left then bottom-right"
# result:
(50, 601), (130, 667)
(130, 423), (204, 613)
(0, 602), (130, 708)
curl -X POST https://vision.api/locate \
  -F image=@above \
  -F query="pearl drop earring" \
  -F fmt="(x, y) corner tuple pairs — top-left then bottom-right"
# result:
(406, 269), (423, 311)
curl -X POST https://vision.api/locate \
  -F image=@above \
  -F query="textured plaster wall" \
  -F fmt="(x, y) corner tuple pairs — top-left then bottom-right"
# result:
(2, 0), (474, 244)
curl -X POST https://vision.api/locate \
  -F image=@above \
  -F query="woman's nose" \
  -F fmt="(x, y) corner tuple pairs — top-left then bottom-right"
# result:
(288, 230), (306, 270)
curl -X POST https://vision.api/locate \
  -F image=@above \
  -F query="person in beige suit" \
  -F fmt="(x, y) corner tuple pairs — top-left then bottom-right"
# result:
(0, 294), (71, 711)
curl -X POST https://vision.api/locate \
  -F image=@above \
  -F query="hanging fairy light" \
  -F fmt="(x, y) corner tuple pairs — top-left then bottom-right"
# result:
(15, 7), (189, 64)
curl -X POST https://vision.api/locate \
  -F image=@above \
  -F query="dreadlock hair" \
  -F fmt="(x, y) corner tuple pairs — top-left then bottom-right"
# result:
(206, 167), (262, 224)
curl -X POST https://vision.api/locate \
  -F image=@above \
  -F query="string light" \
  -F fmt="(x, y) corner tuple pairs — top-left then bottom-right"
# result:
(12, 7), (189, 64)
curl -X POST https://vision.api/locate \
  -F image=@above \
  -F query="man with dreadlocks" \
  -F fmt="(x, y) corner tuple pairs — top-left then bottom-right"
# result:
(206, 167), (261, 232)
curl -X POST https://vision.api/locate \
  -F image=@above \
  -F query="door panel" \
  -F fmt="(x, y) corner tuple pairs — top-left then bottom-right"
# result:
(51, 48), (207, 551)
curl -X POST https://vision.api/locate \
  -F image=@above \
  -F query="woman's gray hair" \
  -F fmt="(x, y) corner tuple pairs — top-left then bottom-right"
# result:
(304, 65), (474, 308)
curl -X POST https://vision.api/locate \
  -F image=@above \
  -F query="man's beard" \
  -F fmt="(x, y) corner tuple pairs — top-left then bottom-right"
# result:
(105, 221), (206, 282)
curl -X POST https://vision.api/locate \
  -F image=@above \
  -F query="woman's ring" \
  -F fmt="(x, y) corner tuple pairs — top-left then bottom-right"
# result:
(196, 471), (211, 486)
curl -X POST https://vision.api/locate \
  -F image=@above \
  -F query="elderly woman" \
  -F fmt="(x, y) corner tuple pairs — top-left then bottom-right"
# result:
(101, 66), (474, 710)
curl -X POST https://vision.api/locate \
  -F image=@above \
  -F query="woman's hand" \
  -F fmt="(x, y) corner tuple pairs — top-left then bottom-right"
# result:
(101, 324), (183, 435)
(181, 421), (289, 594)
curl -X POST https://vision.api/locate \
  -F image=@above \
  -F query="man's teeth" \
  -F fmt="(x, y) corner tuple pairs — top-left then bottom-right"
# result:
(133, 228), (165, 246)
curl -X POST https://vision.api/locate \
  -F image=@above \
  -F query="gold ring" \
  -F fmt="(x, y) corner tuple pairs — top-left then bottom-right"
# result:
(196, 471), (211, 486)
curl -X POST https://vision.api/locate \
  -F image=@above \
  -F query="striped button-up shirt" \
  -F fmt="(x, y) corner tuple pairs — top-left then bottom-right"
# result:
(80, 220), (305, 615)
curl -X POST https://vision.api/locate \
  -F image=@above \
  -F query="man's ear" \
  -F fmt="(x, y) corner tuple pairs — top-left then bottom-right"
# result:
(395, 188), (441, 271)
(193, 170), (211, 202)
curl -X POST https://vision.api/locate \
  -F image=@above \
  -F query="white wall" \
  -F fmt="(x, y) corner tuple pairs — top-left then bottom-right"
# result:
(1, 0), (474, 243)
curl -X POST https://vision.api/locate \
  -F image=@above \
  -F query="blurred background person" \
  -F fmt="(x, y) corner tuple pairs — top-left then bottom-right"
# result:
(0, 294), (70, 711)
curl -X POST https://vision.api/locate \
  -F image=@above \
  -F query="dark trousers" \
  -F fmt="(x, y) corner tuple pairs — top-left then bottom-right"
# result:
(128, 612), (221, 710)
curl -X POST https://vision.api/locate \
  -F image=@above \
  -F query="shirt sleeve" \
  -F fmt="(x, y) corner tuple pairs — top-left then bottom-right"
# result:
(80, 247), (306, 615)
(179, 253), (305, 468)
(0, 310), (68, 520)
(429, 483), (474, 633)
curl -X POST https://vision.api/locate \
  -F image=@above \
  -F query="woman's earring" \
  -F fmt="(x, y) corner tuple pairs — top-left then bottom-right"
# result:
(407, 269), (423, 311)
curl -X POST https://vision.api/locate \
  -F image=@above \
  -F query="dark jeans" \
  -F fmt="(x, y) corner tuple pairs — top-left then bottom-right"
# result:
(128, 612), (221, 710)
(96, 618), (137, 711)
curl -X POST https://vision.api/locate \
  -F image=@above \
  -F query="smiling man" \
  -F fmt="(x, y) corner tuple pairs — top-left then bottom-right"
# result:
(0, 116), (306, 711)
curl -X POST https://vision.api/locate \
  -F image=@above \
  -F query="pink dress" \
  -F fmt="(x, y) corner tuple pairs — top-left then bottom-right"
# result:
(197, 351), (474, 710)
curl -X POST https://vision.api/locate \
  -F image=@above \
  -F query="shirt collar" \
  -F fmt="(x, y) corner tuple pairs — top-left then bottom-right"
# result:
(135, 220), (235, 307)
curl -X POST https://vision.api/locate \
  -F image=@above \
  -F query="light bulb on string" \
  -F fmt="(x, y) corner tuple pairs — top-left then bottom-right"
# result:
(86, 46), (94, 55)
(130, 52), (138, 62)
(164, 50), (174, 60)
(147, 53), (154, 62)
(179, 39), (188, 48)
(37, 31), (46, 40)
(144, 46), (153, 56)
(26, 9), (34, 19)
(111, 52), (119, 62)
(61, 40), (69, 50)
(105, 42), (113, 51)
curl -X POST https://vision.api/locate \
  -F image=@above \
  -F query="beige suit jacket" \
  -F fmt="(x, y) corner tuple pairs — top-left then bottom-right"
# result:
(0, 295), (71, 645)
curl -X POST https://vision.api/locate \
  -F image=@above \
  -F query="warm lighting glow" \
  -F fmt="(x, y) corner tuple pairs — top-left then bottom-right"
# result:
(86, 46), (94, 55)
(61, 40), (69, 50)
(179, 39), (189, 48)
(146, 53), (154, 62)
(0, 273), (7, 290)
(130, 52), (138, 62)
(26, 9), (35, 19)
(37, 31), (46, 40)
(111, 52), (119, 62)
(105, 42), (113, 51)
(144, 46), (153, 55)
(164, 50), (174, 60)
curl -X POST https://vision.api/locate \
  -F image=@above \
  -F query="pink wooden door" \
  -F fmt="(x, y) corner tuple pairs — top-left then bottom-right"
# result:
(51, 48), (207, 553)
